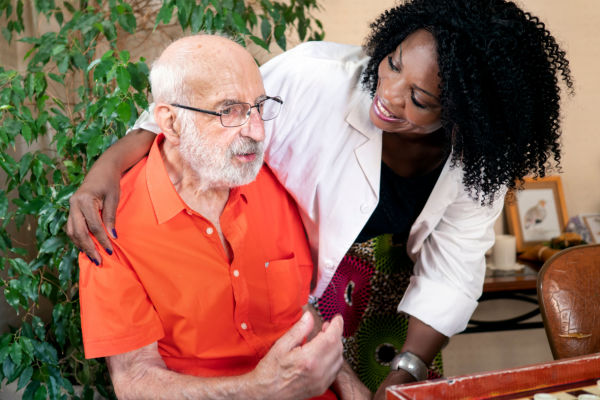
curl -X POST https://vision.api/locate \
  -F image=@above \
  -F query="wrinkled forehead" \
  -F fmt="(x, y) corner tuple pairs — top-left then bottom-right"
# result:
(189, 47), (264, 102)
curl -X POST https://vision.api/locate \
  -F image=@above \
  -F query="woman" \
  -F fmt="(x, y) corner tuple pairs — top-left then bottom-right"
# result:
(67, 0), (572, 397)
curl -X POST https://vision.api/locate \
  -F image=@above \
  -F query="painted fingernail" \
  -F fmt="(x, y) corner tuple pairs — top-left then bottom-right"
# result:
(112, 229), (118, 239)
(105, 248), (113, 256)
(87, 255), (100, 266)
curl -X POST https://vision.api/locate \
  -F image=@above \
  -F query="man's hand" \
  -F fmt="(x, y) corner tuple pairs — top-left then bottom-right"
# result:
(66, 163), (121, 265)
(252, 311), (345, 400)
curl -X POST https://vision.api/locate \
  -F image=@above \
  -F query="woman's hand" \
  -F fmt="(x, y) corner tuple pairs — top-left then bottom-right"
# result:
(373, 316), (448, 400)
(373, 370), (414, 400)
(67, 162), (122, 264)
(66, 129), (156, 264)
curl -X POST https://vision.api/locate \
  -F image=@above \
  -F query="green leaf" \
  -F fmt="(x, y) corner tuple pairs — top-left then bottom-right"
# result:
(119, 50), (130, 63)
(118, 12), (136, 34)
(249, 35), (268, 50)
(23, 381), (41, 400)
(190, 5), (204, 33)
(58, 255), (76, 288)
(20, 337), (35, 361)
(4, 286), (27, 309)
(274, 24), (286, 50)
(31, 158), (44, 178)
(232, 12), (250, 34)
(176, 0), (192, 28)
(0, 191), (9, 218)
(9, 258), (31, 276)
(116, 100), (131, 123)
(9, 342), (23, 365)
(19, 152), (33, 179)
(34, 384), (47, 400)
(17, 366), (34, 391)
(155, 1), (174, 26)
(116, 65), (131, 92)
(72, 51), (88, 70)
(39, 236), (66, 255)
(2, 358), (17, 382)
(21, 124), (32, 143)
(260, 18), (271, 41)
(34, 341), (58, 364)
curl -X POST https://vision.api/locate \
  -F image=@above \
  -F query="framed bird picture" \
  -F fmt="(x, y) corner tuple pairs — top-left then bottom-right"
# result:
(505, 176), (568, 252)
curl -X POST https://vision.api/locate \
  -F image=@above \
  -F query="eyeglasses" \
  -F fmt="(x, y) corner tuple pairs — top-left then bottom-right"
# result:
(171, 96), (283, 128)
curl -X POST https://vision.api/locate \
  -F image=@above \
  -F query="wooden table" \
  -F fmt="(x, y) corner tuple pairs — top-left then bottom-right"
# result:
(387, 353), (600, 399)
(463, 261), (544, 334)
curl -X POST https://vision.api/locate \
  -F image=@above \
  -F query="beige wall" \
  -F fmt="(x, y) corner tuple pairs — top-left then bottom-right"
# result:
(314, 0), (600, 220)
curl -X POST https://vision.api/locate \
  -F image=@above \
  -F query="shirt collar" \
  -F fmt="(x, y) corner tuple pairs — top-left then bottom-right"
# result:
(146, 134), (188, 224)
(345, 84), (381, 140)
(146, 134), (248, 224)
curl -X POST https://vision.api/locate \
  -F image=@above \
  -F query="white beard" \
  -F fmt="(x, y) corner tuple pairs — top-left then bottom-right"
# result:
(178, 113), (264, 191)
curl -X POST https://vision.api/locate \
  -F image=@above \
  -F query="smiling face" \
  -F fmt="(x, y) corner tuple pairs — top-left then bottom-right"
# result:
(369, 29), (443, 136)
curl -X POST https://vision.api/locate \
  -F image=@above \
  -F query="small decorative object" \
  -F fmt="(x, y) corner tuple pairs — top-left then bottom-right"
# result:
(518, 232), (585, 263)
(490, 234), (519, 270)
(505, 176), (568, 252)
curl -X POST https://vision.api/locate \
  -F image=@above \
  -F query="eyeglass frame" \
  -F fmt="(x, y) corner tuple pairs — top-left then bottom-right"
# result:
(170, 95), (283, 128)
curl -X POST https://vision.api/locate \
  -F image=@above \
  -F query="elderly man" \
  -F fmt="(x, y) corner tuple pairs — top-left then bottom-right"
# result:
(78, 35), (344, 399)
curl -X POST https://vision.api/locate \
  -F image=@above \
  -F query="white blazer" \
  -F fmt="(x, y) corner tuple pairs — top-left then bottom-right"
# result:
(134, 42), (505, 337)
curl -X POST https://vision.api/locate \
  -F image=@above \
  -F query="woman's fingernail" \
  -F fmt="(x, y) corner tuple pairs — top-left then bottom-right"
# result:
(87, 255), (100, 266)
(112, 229), (118, 239)
(105, 248), (113, 256)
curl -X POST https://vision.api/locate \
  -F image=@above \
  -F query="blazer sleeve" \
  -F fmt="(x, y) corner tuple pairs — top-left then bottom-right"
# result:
(399, 183), (506, 337)
(128, 103), (160, 134)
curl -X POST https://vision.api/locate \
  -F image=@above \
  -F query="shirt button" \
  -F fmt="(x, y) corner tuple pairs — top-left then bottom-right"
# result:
(264, 261), (269, 268)
(241, 322), (248, 330)
(233, 269), (239, 277)
(206, 227), (214, 235)
(186, 209), (193, 215)
(360, 203), (370, 213)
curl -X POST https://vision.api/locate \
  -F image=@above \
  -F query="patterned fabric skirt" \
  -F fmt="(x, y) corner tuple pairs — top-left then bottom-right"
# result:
(316, 233), (443, 392)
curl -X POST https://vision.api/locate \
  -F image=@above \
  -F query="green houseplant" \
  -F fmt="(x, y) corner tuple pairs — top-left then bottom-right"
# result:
(0, 1), (323, 398)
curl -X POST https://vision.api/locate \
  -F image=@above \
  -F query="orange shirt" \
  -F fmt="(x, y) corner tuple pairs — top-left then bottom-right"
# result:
(79, 134), (314, 378)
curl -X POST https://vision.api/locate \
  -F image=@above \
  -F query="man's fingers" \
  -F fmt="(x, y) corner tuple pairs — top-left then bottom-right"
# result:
(102, 192), (120, 240)
(302, 315), (343, 364)
(271, 311), (314, 354)
(319, 315), (343, 337)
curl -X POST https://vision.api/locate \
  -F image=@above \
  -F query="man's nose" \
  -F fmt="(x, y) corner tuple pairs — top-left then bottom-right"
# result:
(240, 107), (265, 142)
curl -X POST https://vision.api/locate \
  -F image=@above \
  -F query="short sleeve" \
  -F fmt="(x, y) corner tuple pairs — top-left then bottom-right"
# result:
(79, 246), (164, 359)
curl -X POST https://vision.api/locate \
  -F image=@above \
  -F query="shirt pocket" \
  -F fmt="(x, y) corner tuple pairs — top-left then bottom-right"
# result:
(265, 253), (305, 324)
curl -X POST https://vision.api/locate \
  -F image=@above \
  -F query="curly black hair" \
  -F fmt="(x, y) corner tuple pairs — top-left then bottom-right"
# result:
(362, 0), (573, 205)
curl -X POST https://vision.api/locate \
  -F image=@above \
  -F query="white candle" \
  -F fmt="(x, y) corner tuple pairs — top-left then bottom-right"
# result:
(492, 234), (517, 270)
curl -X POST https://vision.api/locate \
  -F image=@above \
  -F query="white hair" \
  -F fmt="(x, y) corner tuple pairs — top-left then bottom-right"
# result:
(149, 45), (196, 105)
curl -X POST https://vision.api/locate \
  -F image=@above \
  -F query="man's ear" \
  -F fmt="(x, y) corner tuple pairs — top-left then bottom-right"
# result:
(154, 103), (180, 145)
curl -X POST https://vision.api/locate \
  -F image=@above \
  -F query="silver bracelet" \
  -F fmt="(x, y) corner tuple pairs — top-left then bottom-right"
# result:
(390, 351), (428, 381)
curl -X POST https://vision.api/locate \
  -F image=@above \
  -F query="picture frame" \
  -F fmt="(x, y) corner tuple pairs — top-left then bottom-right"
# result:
(582, 214), (600, 243)
(505, 176), (568, 252)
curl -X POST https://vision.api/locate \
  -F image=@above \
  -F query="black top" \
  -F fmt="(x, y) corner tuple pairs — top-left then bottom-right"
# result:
(355, 160), (445, 244)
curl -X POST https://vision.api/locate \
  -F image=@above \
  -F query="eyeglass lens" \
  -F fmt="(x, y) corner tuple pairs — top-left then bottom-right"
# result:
(220, 98), (281, 127)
